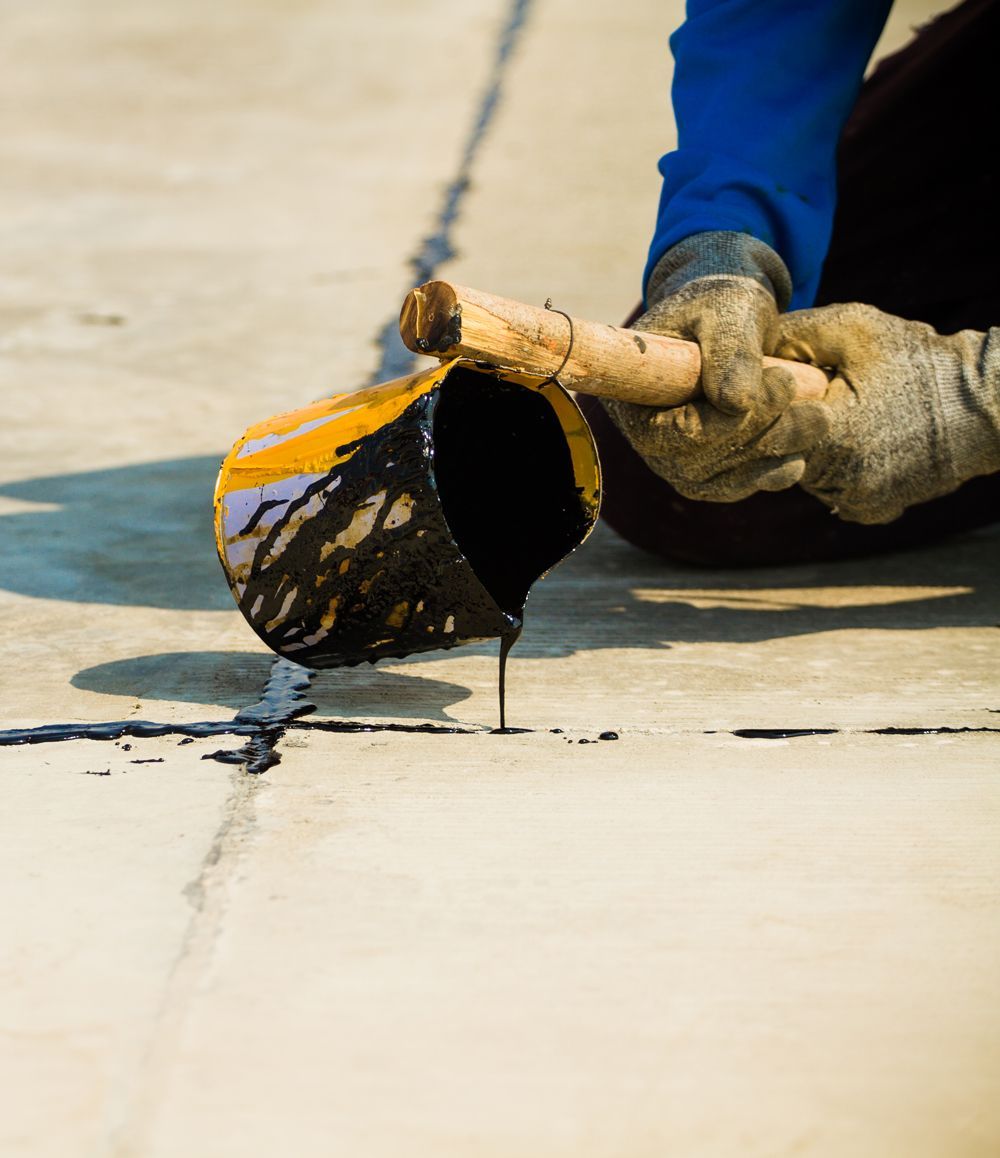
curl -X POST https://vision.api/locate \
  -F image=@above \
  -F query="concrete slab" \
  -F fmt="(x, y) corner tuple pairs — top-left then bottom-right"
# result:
(129, 731), (1000, 1158)
(1, 1), (996, 1156)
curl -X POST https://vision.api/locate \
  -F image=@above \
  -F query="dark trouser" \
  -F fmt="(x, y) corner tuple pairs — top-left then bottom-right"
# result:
(582, 0), (1000, 566)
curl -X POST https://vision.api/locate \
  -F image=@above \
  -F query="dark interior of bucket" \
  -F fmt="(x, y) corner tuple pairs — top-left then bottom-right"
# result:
(432, 366), (591, 614)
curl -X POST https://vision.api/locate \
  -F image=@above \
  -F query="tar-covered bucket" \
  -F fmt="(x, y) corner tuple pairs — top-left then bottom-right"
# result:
(214, 359), (601, 669)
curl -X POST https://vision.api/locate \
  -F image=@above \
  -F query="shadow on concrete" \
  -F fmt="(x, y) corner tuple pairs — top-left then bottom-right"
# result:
(5, 457), (997, 653)
(0, 456), (230, 611)
(71, 651), (473, 721)
(535, 522), (1000, 653)
(394, 523), (1000, 661)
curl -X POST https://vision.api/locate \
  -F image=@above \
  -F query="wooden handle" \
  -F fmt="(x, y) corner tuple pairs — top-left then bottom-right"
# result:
(399, 280), (828, 406)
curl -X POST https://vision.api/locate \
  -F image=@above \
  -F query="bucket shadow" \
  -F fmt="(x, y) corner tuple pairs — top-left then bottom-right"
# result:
(71, 651), (473, 722)
(0, 456), (230, 610)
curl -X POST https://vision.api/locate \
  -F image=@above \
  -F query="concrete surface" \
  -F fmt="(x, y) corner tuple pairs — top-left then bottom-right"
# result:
(2, 1), (997, 1156)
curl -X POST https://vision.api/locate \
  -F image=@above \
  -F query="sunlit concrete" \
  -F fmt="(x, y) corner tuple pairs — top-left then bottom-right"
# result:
(1, 1), (995, 1156)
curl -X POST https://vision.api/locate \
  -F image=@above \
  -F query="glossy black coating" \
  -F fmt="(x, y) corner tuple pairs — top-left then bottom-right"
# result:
(732, 728), (839, 739)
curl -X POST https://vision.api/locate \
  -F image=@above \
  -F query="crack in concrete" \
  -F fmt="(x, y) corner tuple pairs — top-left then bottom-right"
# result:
(0, 720), (260, 746)
(369, 0), (535, 383)
(0, 657), (316, 773)
(204, 656), (318, 774)
(4, 720), (999, 755)
(110, 766), (262, 1157)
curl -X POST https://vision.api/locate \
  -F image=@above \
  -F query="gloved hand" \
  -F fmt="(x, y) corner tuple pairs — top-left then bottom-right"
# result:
(604, 231), (830, 501)
(775, 303), (1000, 524)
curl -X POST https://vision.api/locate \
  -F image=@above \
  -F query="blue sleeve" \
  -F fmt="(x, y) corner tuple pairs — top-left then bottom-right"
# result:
(646, 0), (893, 309)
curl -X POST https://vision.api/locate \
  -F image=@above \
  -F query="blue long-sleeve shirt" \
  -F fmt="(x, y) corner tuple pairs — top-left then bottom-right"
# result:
(646, 0), (894, 309)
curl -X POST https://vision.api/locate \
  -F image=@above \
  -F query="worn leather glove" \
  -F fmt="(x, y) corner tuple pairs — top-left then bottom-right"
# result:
(604, 231), (830, 501)
(775, 303), (1000, 524)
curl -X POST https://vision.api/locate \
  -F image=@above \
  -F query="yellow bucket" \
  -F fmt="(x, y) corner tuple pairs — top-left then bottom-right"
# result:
(214, 359), (601, 668)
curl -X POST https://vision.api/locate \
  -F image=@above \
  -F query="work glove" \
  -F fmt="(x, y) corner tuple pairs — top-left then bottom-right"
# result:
(604, 231), (830, 501)
(775, 303), (1000, 524)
